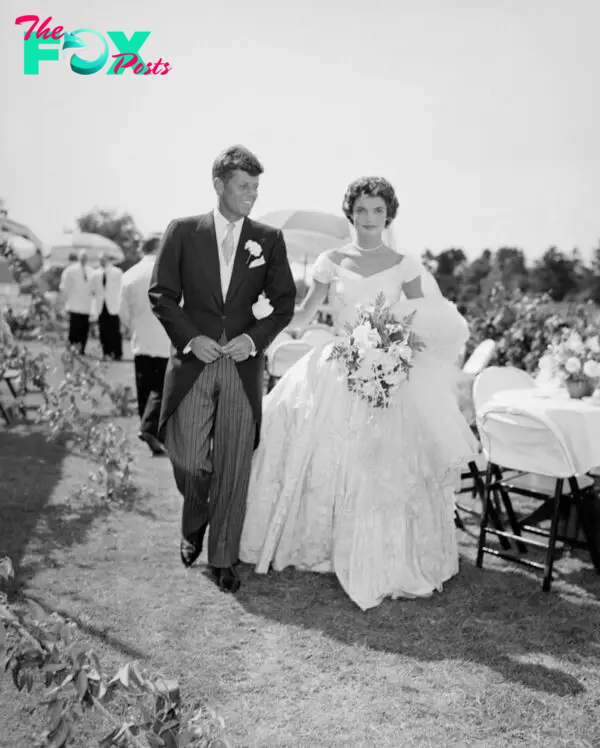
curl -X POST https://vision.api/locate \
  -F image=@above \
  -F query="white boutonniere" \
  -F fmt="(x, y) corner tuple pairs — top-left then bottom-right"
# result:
(252, 293), (274, 319)
(246, 240), (265, 268)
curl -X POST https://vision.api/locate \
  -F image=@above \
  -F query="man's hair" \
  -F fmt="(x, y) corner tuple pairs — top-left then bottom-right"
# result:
(68, 252), (77, 262)
(141, 234), (161, 255)
(212, 145), (264, 183)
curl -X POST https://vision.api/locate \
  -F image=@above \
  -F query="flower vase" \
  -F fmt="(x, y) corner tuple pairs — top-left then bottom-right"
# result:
(565, 377), (593, 399)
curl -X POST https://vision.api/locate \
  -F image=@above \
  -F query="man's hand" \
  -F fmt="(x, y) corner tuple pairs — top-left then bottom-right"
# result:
(222, 335), (253, 362)
(189, 335), (222, 363)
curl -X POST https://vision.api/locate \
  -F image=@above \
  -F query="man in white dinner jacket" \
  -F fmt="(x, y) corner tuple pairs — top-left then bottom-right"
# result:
(59, 250), (93, 354)
(91, 252), (123, 360)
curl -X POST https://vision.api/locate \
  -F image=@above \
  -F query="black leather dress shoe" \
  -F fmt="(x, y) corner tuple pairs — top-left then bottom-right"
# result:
(179, 524), (208, 568)
(217, 566), (241, 593)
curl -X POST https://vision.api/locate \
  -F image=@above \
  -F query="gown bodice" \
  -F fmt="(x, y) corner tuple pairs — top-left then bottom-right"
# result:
(312, 252), (423, 332)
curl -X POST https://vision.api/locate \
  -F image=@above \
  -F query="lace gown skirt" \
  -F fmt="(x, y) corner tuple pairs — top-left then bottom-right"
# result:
(239, 340), (478, 611)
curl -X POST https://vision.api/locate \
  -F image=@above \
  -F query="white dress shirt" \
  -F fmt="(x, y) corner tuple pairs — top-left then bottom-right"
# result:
(91, 264), (123, 315)
(119, 255), (171, 358)
(183, 208), (256, 356)
(59, 262), (93, 315)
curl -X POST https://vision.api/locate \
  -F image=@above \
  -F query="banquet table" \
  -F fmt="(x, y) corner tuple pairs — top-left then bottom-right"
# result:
(478, 387), (600, 560)
(481, 387), (600, 476)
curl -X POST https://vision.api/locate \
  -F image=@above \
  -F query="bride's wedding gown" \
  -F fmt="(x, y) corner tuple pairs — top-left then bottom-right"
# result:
(239, 252), (478, 611)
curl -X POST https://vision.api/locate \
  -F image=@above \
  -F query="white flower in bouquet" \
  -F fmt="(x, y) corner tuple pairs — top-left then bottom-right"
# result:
(565, 356), (582, 374)
(390, 340), (413, 363)
(354, 347), (381, 378)
(352, 322), (381, 350)
(327, 292), (426, 408)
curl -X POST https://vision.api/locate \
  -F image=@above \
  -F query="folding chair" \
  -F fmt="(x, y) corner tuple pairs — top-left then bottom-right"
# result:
(300, 326), (335, 348)
(265, 340), (313, 393)
(472, 366), (536, 411)
(454, 367), (536, 533)
(462, 339), (496, 376)
(476, 404), (600, 591)
(452, 342), (497, 525)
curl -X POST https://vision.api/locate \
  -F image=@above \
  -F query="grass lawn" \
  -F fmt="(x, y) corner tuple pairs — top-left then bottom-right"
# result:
(1, 340), (600, 747)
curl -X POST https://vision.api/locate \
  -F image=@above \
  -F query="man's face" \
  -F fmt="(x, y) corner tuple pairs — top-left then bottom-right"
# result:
(215, 169), (259, 220)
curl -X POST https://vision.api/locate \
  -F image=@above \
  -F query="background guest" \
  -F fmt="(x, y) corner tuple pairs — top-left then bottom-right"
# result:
(58, 250), (93, 354)
(91, 252), (123, 360)
(118, 235), (170, 455)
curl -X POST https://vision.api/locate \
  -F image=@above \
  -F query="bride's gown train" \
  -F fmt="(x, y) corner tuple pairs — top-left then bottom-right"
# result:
(239, 253), (478, 610)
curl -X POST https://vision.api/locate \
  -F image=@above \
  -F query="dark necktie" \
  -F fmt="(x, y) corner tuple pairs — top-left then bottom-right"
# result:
(102, 271), (106, 288)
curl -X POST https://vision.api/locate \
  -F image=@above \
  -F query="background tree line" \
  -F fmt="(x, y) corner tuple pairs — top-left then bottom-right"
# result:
(60, 209), (600, 311)
(422, 243), (600, 307)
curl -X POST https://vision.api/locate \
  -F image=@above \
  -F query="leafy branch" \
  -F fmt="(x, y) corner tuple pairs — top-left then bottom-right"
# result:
(1, 237), (136, 502)
(1, 558), (229, 748)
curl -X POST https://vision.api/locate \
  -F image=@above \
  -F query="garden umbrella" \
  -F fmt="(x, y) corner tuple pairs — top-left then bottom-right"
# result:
(47, 232), (124, 266)
(257, 210), (351, 265)
(0, 217), (46, 279)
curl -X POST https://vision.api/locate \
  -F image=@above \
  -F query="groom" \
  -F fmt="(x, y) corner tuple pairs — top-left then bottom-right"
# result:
(148, 145), (296, 592)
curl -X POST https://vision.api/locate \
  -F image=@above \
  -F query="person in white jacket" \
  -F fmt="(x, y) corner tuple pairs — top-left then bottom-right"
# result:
(119, 235), (171, 455)
(59, 250), (93, 354)
(91, 253), (123, 360)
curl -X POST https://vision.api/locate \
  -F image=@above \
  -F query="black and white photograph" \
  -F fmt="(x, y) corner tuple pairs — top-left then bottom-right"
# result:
(1, 1), (600, 746)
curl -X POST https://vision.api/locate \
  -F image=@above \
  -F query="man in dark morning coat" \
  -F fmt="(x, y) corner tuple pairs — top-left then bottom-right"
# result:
(149, 145), (296, 592)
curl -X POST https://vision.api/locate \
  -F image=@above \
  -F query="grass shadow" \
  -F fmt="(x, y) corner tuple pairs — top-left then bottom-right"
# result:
(23, 593), (148, 662)
(236, 553), (600, 698)
(0, 424), (155, 584)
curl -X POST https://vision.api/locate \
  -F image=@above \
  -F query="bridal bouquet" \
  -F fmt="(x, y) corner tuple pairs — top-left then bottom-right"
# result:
(548, 328), (600, 397)
(328, 293), (426, 408)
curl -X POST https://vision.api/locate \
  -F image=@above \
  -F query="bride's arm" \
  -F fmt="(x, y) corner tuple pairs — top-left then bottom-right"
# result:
(398, 256), (426, 299)
(402, 276), (424, 299)
(289, 280), (330, 330)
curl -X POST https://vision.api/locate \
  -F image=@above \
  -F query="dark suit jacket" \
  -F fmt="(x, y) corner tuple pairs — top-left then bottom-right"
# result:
(148, 212), (296, 447)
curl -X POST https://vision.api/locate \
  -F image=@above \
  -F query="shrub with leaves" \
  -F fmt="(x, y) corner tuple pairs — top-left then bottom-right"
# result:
(1, 237), (135, 501)
(1, 558), (230, 748)
(464, 284), (600, 373)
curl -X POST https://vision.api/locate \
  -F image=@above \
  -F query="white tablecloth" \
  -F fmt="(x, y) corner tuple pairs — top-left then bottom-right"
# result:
(482, 388), (600, 475)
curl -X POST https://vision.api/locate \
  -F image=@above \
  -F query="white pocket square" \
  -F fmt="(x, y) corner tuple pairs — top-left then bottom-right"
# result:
(249, 257), (265, 269)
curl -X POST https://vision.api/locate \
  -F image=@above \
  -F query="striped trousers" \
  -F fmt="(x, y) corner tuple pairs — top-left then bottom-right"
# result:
(163, 336), (255, 568)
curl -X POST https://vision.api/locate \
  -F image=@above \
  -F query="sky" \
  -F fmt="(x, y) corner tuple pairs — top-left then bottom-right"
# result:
(1, 0), (599, 263)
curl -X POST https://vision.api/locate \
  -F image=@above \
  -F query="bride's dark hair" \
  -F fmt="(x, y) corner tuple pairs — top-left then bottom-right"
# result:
(342, 177), (399, 227)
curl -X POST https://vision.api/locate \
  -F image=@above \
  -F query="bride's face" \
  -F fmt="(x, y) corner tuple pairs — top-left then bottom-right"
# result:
(352, 195), (387, 241)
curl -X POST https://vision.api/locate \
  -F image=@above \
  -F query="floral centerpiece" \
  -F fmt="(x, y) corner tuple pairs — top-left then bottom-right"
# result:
(327, 293), (426, 408)
(548, 328), (600, 398)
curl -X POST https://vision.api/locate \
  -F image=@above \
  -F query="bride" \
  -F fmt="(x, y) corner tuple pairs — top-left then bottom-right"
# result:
(239, 177), (478, 611)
